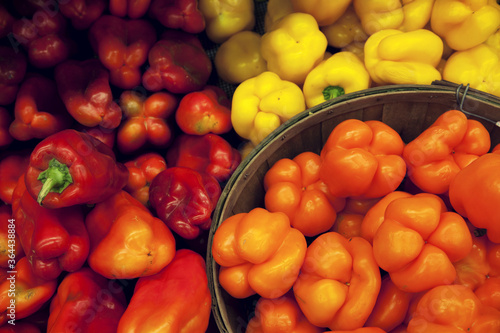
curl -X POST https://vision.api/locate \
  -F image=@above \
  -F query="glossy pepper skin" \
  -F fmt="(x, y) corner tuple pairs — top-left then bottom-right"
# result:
(0, 205), (24, 268)
(0, 152), (30, 205)
(290, 0), (351, 26)
(403, 110), (491, 194)
(166, 133), (241, 183)
(117, 249), (212, 333)
(321, 5), (368, 51)
(212, 207), (307, 299)
(0, 46), (27, 106)
(293, 232), (381, 330)
(9, 75), (72, 142)
(89, 15), (157, 90)
(11, 176), (90, 280)
(175, 85), (232, 135)
(59, 0), (107, 30)
(110, 0), (151, 18)
(142, 30), (212, 94)
(149, 0), (206, 34)
(149, 166), (222, 239)
(48, 268), (127, 333)
(117, 90), (178, 154)
(24, 129), (129, 208)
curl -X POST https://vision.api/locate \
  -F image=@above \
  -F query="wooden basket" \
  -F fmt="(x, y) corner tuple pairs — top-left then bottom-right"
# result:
(206, 82), (500, 333)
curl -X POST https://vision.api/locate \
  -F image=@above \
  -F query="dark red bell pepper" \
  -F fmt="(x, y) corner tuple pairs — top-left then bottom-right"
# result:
(73, 123), (116, 149)
(0, 204), (24, 268)
(0, 46), (27, 106)
(9, 75), (73, 141)
(117, 249), (212, 332)
(0, 108), (13, 148)
(0, 321), (41, 332)
(24, 129), (129, 208)
(54, 59), (122, 129)
(149, 166), (221, 239)
(11, 175), (90, 280)
(0, 4), (14, 39)
(142, 30), (212, 94)
(149, 0), (206, 34)
(0, 152), (30, 205)
(48, 267), (127, 333)
(166, 133), (241, 183)
(117, 90), (178, 154)
(59, 0), (107, 30)
(109, 0), (151, 18)
(89, 15), (157, 90)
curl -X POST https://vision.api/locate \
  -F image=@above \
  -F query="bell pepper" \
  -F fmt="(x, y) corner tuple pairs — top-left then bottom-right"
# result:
(24, 129), (129, 208)
(264, 0), (294, 32)
(0, 108), (12, 148)
(54, 59), (122, 129)
(263, 151), (343, 237)
(0, 46), (27, 106)
(443, 43), (500, 98)
(109, 0), (151, 18)
(303, 51), (371, 108)
(198, 0), (255, 44)
(320, 5), (368, 49)
(231, 71), (306, 146)
(10, 10), (72, 68)
(89, 15), (157, 90)
(149, 0), (206, 33)
(48, 268), (127, 333)
(407, 284), (500, 332)
(74, 124), (116, 149)
(372, 193), (473, 293)
(0, 257), (57, 326)
(142, 30), (212, 94)
(214, 30), (267, 85)
(0, 4), (13, 39)
(319, 119), (406, 198)
(331, 212), (364, 239)
(149, 166), (221, 239)
(293, 232), (381, 330)
(290, 0), (351, 26)
(116, 90), (178, 154)
(260, 12), (328, 85)
(212, 207), (307, 299)
(0, 152), (30, 205)
(124, 152), (167, 207)
(245, 292), (323, 333)
(430, 0), (500, 51)
(364, 28), (443, 85)
(166, 133), (241, 183)
(175, 85), (232, 135)
(0, 321), (42, 332)
(9, 75), (73, 142)
(85, 190), (176, 279)
(403, 110), (491, 194)
(59, 0), (107, 30)
(11, 176), (90, 280)
(0, 205), (24, 268)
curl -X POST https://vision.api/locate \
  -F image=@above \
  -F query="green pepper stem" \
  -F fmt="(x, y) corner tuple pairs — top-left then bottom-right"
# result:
(323, 86), (345, 101)
(36, 158), (73, 205)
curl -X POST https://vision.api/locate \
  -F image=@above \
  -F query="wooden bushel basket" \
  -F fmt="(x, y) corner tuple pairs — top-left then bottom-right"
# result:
(206, 81), (500, 333)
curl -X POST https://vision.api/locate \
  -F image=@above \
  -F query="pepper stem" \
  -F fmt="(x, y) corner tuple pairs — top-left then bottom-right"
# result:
(323, 86), (345, 101)
(36, 158), (73, 205)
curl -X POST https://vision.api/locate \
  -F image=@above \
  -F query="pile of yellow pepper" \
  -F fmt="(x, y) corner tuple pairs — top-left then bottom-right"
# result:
(205, 0), (500, 150)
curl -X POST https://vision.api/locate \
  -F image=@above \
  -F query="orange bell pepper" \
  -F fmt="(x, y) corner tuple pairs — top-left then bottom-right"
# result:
(403, 110), (491, 194)
(211, 207), (307, 299)
(293, 232), (381, 330)
(324, 328), (387, 333)
(372, 193), (473, 293)
(319, 119), (406, 198)
(263, 151), (345, 237)
(331, 212), (364, 239)
(475, 276), (500, 311)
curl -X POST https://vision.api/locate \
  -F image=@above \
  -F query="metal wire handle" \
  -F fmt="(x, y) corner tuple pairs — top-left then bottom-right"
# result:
(455, 83), (500, 128)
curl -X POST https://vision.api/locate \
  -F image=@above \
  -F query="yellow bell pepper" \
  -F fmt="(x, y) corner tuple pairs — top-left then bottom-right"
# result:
(264, 0), (294, 32)
(486, 28), (500, 55)
(430, 0), (500, 51)
(231, 71), (306, 146)
(364, 29), (443, 85)
(443, 43), (500, 97)
(261, 12), (328, 86)
(198, 0), (255, 44)
(214, 31), (267, 85)
(321, 5), (368, 49)
(303, 51), (371, 108)
(289, 0), (352, 26)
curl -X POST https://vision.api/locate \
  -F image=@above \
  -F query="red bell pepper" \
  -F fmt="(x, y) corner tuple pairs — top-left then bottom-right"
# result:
(166, 133), (241, 183)
(11, 175), (90, 280)
(149, 0), (206, 34)
(142, 29), (212, 94)
(0, 257), (58, 326)
(109, 0), (151, 18)
(59, 0), (107, 30)
(48, 267), (127, 333)
(0, 152), (30, 205)
(9, 75), (73, 141)
(24, 129), (129, 208)
(116, 90), (178, 154)
(175, 85), (232, 135)
(0, 4), (14, 39)
(124, 152), (167, 207)
(0, 46), (27, 106)
(54, 59), (122, 129)
(149, 166), (222, 239)
(0, 205), (24, 268)
(85, 190), (176, 279)
(0, 108), (13, 148)
(0, 321), (41, 332)
(117, 249), (212, 333)
(73, 123), (116, 149)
